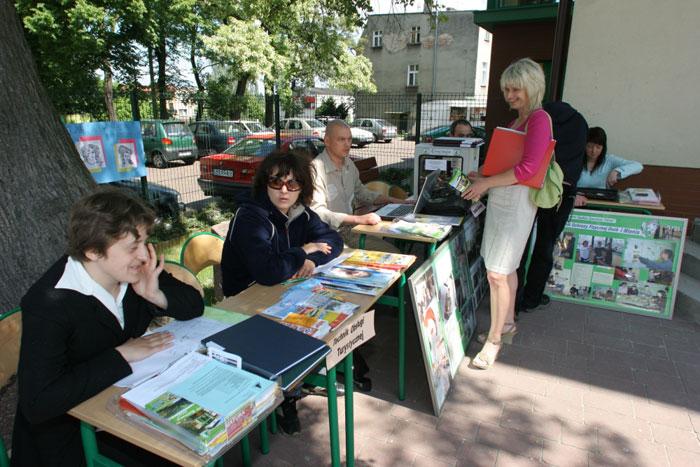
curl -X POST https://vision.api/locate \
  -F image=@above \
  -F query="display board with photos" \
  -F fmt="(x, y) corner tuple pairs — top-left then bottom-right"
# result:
(408, 217), (487, 415)
(546, 209), (687, 319)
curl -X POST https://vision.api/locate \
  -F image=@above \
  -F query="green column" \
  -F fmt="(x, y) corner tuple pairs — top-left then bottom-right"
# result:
(344, 352), (355, 467)
(326, 366), (340, 467)
(398, 273), (407, 400)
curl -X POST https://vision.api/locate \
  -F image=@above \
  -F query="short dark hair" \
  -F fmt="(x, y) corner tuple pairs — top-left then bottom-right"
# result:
(662, 248), (674, 260)
(586, 126), (608, 173)
(67, 187), (156, 261)
(252, 150), (316, 206)
(449, 119), (473, 136)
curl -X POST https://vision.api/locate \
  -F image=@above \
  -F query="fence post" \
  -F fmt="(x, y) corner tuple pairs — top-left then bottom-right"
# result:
(130, 85), (149, 200)
(274, 87), (281, 149)
(415, 93), (422, 144)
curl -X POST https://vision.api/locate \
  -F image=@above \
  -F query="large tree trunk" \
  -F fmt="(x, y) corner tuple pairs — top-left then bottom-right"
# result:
(156, 35), (168, 119)
(148, 46), (158, 118)
(103, 60), (117, 121)
(190, 38), (204, 121)
(264, 81), (274, 127)
(231, 74), (249, 119)
(0, 0), (95, 312)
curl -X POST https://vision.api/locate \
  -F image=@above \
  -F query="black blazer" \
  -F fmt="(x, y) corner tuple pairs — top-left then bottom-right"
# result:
(11, 256), (204, 467)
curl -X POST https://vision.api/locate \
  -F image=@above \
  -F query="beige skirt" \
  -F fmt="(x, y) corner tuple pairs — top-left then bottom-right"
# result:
(481, 184), (537, 275)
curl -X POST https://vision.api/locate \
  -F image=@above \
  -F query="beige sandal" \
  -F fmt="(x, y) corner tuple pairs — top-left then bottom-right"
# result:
(476, 322), (518, 345)
(472, 340), (501, 370)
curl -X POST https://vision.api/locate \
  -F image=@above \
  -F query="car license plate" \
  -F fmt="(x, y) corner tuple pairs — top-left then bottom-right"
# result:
(180, 151), (192, 156)
(213, 168), (234, 178)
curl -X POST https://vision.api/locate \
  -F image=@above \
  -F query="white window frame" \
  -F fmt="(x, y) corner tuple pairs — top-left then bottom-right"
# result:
(372, 30), (383, 48)
(410, 26), (421, 44)
(481, 62), (488, 86)
(407, 64), (419, 87)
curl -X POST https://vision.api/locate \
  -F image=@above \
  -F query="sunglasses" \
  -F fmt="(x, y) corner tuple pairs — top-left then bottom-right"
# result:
(267, 176), (302, 192)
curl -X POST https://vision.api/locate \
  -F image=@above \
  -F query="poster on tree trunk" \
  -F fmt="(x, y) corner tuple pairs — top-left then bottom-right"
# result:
(66, 121), (147, 182)
(546, 209), (687, 319)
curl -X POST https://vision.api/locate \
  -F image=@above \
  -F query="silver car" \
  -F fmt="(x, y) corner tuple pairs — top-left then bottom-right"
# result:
(353, 118), (398, 143)
(349, 127), (374, 147)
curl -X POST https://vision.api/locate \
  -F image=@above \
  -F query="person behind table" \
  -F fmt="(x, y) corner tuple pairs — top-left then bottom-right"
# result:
(11, 187), (204, 467)
(310, 119), (410, 251)
(220, 150), (343, 434)
(575, 127), (643, 206)
(449, 119), (473, 138)
(461, 57), (553, 370)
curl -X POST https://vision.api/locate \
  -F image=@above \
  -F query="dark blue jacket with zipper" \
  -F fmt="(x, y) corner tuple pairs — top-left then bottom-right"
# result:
(221, 195), (343, 297)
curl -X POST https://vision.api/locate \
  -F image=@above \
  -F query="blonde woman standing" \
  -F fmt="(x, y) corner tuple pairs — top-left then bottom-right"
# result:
(463, 58), (552, 369)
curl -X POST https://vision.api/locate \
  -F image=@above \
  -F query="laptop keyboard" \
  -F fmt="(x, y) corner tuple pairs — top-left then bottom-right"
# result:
(386, 204), (413, 217)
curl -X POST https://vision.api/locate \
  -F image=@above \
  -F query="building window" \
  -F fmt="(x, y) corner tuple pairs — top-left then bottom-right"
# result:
(410, 26), (421, 44)
(481, 62), (488, 86)
(372, 30), (383, 48)
(484, 31), (491, 42)
(407, 64), (419, 87)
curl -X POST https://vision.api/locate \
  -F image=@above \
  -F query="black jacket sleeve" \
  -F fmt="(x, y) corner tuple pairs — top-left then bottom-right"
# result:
(156, 270), (205, 320)
(304, 208), (344, 266)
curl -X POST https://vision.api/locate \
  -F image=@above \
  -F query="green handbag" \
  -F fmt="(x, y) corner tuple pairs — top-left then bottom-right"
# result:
(529, 157), (564, 209)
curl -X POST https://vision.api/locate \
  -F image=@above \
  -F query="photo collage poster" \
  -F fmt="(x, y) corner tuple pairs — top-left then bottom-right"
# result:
(546, 209), (687, 319)
(65, 121), (147, 183)
(408, 217), (487, 415)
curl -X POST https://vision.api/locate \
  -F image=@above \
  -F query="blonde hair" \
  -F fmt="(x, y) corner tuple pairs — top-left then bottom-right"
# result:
(500, 58), (546, 113)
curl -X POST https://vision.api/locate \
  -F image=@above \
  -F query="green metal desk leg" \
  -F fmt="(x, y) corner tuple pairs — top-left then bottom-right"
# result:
(0, 435), (9, 467)
(205, 458), (224, 467)
(269, 412), (277, 434)
(359, 233), (366, 249)
(240, 435), (251, 467)
(326, 366), (341, 467)
(344, 352), (354, 467)
(259, 418), (269, 454)
(398, 273), (407, 401)
(80, 422), (122, 467)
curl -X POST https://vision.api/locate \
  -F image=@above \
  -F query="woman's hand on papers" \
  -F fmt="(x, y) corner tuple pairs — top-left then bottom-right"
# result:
(116, 331), (174, 363)
(303, 242), (332, 255)
(133, 243), (168, 309)
(292, 259), (316, 279)
(574, 194), (588, 207)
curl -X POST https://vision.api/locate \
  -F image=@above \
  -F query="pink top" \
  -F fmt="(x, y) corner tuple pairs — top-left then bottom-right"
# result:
(511, 109), (552, 183)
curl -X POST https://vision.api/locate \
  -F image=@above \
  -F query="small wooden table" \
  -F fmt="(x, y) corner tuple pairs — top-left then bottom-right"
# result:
(582, 199), (665, 215)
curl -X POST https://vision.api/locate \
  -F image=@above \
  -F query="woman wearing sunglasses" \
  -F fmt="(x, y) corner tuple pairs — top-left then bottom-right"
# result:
(221, 149), (343, 298)
(221, 150), (342, 434)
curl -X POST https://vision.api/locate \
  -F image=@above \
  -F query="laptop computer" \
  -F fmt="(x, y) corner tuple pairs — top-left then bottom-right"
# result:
(374, 170), (440, 220)
(577, 187), (619, 202)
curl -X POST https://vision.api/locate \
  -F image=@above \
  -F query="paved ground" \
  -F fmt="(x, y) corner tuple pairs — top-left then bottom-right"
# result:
(3, 288), (699, 466)
(223, 298), (700, 467)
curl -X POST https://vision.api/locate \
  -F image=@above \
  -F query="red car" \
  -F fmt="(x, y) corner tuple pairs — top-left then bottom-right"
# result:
(198, 134), (326, 197)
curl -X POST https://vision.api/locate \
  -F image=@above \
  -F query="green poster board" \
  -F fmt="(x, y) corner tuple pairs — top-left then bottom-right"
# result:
(546, 209), (687, 319)
(407, 217), (485, 415)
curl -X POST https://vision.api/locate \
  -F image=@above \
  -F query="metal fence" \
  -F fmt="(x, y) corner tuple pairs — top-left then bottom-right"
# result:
(100, 92), (487, 215)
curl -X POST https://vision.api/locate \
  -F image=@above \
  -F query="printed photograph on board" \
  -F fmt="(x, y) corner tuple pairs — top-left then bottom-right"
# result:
(114, 139), (138, 171)
(77, 136), (107, 172)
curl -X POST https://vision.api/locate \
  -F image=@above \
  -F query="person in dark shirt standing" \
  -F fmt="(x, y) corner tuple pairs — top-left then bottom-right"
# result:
(517, 101), (588, 312)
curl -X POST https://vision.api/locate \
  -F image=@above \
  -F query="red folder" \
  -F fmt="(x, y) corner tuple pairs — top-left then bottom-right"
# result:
(482, 127), (556, 189)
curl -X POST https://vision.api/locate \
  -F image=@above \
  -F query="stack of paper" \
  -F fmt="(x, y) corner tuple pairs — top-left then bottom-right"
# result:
(316, 264), (396, 295)
(387, 220), (452, 240)
(624, 188), (661, 205)
(343, 250), (414, 271)
(120, 352), (277, 456)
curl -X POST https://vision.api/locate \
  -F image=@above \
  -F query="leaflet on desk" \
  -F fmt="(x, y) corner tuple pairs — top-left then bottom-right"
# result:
(116, 316), (230, 388)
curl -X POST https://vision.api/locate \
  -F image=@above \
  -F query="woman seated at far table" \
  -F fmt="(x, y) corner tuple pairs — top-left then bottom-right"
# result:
(221, 149), (343, 434)
(575, 127), (643, 206)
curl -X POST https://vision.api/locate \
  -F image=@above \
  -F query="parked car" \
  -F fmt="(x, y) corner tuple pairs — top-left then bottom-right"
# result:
(140, 120), (198, 168)
(188, 121), (250, 156)
(272, 118), (326, 139)
(198, 134), (326, 197)
(349, 127), (374, 148)
(108, 179), (183, 218)
(353, 118), (398, 143)
(235, 120), (270, 133)
(420, 124), (486, 143)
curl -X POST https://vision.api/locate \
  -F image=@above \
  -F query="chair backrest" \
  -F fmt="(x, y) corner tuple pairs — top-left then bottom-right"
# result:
(389, 185), (408, 200)
(0, 307), (21, 390)
(179, 232), (224, 276)
(163, 261), (204, 297)
(365, 180), (390, 197)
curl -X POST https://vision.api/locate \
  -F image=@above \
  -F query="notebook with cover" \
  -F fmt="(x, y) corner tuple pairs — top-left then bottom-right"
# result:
(202, 314), (331, 391)
(482, 127), (556, 189)
(374, 170), (440, 220)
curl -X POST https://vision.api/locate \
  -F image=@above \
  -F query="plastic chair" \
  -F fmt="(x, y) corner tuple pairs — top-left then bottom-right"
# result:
(179, 232), (224, 276)
(0, 307), (21, 467)
(364, 180), (390, 197)
(389, 185), (408, 200)
(148, 261), (206, 330)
